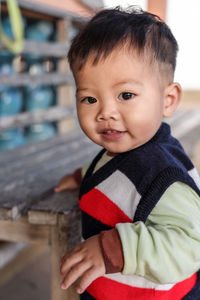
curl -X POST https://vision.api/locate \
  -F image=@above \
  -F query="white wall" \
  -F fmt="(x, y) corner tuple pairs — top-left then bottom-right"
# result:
(167, 0), (200, 90)
(104, 0), (200, 90)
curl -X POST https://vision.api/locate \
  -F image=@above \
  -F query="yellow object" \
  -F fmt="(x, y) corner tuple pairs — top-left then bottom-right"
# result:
(0, 0), (24, 53)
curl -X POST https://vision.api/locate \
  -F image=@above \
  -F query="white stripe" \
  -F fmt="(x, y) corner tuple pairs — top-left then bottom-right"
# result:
(96, 170), (141, 220)
(188, 168), (200, 189)
(104, 273), (174, 291)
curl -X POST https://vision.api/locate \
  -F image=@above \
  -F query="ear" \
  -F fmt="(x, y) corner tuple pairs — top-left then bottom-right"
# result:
(163, 82), (182, 118)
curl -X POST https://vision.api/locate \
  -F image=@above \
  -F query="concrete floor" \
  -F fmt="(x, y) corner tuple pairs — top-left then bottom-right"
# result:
(0, 247), (51, 300)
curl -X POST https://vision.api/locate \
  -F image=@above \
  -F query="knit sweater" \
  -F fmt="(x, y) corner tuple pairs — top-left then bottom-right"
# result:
(79, 122), (200, 300)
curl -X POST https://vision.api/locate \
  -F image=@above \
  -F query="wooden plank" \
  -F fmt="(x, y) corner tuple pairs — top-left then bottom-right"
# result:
(0, 105), (75, 130)
(0, 129), (85, 164)
(0, 208), (13, 220)
(0, 216), (50, 244)
(30, 190), (80, 215)
(23, 40), (69, 57)
(28, 210), (58, 225)
(50, 213), (79, 300)
(0, 144), (98, 216)
(1, 0), (88, 22)
(0, 142), (96, 195)
(0, 133), (95, 178)
(0, 242), (27, 268)
(56, 18), (77, 134)
(0, 206), (23, 221)
(0, 40), (69, 57)
(0, 134), (95, 185)
(0, 72), (74, 87)
(0, 243), (48, 286)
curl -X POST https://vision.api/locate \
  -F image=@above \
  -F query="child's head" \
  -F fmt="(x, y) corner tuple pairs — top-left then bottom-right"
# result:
(69, 6), (178, 80)
(68, 7), (181, 155)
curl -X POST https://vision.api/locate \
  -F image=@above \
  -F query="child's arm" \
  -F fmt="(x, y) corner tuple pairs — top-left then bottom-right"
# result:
(54, 169), (82, 192)
(60, 235), (106, 294)
(60, 181), (200, 293)
(116, 182), (200, 283)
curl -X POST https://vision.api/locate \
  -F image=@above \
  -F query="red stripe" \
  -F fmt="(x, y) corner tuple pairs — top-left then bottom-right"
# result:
(79, 188), (132, 227)
(87, 273), (197, 300)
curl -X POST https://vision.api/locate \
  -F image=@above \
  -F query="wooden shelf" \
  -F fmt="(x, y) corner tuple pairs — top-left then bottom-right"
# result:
(0, 40), (69, 57)
(0, 72), (74, 87)
(0, 0), (80, 136)
(1, 0), (88, 22)
(0, 105), (75, 130)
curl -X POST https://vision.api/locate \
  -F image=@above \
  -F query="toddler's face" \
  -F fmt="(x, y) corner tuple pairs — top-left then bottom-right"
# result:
(74, 48), (170, 155)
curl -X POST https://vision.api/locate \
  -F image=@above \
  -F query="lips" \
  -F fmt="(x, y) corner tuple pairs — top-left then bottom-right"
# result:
(100, 129), (126, 141)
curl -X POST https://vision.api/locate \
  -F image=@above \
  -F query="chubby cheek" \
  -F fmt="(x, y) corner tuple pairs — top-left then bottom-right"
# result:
(77, 114), (98, 142)
(126, 112), (160, 140)
(137, 119), (161, 142)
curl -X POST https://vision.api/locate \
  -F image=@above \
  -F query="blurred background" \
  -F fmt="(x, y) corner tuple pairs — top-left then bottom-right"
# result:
(0, 0), (199, 152)
(0, 0), (199, 299)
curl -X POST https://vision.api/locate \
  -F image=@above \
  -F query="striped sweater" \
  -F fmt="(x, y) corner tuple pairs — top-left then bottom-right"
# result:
(79, 122), (200, 300)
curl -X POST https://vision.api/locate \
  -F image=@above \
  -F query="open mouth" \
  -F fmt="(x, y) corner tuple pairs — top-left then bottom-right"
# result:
(101, 130), (126, 140)
(102, 130), (122, 134)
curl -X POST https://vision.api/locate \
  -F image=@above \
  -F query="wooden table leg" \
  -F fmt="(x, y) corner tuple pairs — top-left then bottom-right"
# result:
(50, 214), (79, 300)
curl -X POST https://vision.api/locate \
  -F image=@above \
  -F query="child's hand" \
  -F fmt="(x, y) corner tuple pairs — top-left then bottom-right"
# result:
(60, 235), (106, 294)
(54, 174), (79, 192)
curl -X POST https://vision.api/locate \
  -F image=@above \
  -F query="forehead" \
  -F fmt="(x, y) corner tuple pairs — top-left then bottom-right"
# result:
(73, 46), (171, 91)
(73, 47), (158, 85)
(74, 47), (148, 73)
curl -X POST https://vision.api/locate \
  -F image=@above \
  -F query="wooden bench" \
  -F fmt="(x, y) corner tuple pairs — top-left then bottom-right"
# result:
(0, 108), (200, 300)
(0, 129), (99, 300)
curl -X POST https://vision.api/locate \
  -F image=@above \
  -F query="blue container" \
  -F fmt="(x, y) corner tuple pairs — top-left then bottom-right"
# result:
(0, 87), (23, 116)
(1, 16), (26, 39)
(26, 21), (54, 41)
(25, 123), (56, 143)
(0, 51), (13, 61)
(0, 61), (14, 74)
(25, 85), (54, 111)
(2, 17), (14, 39)
(0, 129), (26, 151)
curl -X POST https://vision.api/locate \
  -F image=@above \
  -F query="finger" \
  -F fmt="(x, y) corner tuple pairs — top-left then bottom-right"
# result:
(61, 260), (90, 290)
(55, 179), (70, 192)
(76, 267), (101, 294)
(54, 184), (65, 192)
(60, 249), (83, 276)
(60, 244), (82, 265)
(54, 186), (60, 192)
(55, 185), (66, 192)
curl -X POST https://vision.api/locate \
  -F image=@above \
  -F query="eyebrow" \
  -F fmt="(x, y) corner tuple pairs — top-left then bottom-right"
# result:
(76, 87), (90, 94)
(112, 79), (143, 87)
(76, 79), (143, 94)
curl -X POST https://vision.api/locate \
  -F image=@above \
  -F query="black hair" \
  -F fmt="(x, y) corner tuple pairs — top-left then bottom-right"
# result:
(68, 6), (178, 75)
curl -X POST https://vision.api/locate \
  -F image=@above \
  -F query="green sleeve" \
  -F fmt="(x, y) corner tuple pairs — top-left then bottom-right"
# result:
(116, 182), (200, 284)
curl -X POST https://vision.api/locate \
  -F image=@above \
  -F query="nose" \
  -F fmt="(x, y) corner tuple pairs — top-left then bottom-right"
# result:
(96, 101), (119, 122)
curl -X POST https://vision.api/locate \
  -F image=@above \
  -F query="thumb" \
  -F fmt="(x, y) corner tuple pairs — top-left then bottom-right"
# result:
(54, 186), (60, 192)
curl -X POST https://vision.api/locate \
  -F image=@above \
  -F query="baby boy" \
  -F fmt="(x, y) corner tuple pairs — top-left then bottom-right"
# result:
(55, 7), (200, 300)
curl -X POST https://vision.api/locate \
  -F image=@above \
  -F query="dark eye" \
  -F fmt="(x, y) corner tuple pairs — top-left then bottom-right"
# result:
(82, 97), (97, 104)
(118, 92), (135, 100)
